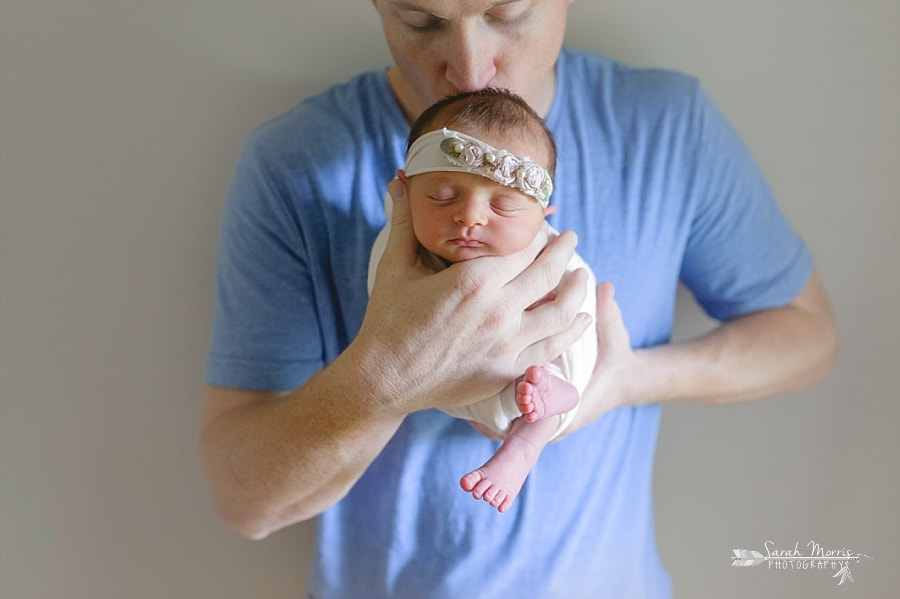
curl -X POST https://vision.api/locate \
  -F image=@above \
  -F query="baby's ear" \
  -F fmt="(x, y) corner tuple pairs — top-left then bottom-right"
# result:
(543, 205), (557, 217)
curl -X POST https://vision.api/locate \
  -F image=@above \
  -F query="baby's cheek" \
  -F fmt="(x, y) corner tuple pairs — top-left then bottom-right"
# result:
(412, 220), (438, 251)
(507, 226), (541, 254)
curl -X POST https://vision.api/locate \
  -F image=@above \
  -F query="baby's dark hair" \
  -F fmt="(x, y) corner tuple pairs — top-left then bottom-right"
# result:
(407, 88), (557, 177)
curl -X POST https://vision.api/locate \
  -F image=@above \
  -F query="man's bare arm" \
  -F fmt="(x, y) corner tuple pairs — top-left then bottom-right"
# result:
(568, 269), (839, 431)
(200, 341), (406, 540)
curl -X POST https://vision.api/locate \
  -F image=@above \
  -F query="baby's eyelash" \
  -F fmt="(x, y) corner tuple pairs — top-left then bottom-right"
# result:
(491, 202), (524, 214)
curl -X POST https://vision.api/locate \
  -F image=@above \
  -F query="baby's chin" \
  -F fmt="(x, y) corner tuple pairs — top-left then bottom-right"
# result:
(439, 246), (499, 262)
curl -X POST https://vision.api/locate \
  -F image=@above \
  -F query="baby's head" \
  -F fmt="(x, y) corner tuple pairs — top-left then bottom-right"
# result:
(402, 88), (557, 263)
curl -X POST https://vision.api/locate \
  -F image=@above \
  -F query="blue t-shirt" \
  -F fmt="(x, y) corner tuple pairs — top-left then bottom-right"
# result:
(206, 48), (812, 598)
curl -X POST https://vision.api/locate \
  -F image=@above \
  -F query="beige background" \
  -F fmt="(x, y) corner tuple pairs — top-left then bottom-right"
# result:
(1, 1), (897, 597)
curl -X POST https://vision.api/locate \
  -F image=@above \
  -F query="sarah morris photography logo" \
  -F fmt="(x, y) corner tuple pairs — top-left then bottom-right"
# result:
(731, 540), (873, 586)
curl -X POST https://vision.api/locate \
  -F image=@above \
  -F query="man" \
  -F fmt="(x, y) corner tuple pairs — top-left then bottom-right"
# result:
(200, 1), (838, 596)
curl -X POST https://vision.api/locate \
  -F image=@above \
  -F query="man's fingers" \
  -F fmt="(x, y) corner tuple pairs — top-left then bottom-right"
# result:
(594, 281), (626, 344)
(504, 230), (578, 306)
(514, 268), (592, 371)
(596, 281), (616, 314)
(515, 311), (593, 373)
(520, 267), (589, 343)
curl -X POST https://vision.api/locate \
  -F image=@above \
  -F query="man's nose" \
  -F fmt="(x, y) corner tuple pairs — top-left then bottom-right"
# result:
(443, 21), (497, 92)
(454, 197), (488, 227)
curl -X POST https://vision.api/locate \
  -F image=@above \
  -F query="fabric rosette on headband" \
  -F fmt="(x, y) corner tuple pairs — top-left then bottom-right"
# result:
(404, 128), (553, 206)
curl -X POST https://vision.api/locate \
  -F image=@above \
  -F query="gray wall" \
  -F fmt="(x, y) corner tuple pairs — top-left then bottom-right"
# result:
(1, 1), (897, 597)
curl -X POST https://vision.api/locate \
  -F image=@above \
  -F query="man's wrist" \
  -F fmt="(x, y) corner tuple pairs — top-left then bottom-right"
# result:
(624, 347), (658, 408)
(337, 333), (416, 420)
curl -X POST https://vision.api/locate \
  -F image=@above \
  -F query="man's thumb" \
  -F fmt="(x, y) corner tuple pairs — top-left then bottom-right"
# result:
(383, 174), (419, 264)
(387, 175), (409, 222)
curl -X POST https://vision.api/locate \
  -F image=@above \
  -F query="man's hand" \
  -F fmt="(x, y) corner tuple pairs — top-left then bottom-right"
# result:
(361, 176), (592, 415)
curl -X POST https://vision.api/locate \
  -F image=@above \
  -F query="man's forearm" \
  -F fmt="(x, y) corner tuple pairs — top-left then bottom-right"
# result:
(200, 345), (405, 540)
(571, 271), (838, 434)
(632, 270), (839, 407)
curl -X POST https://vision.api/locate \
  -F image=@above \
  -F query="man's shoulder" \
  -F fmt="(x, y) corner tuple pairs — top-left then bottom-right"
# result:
(561, 46), (701, 109)
(242, 70), (398, 165)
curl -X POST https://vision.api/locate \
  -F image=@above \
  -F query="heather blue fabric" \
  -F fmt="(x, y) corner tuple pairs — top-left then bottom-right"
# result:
(206, 47), (812, 598)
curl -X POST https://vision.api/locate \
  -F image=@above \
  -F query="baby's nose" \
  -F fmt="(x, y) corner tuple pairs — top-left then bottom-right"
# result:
(454, 198), (488, 227)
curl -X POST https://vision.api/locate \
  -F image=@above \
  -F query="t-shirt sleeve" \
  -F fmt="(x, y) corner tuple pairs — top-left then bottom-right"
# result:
(679, 85), (813, 321)
(204, 136), (325, 391)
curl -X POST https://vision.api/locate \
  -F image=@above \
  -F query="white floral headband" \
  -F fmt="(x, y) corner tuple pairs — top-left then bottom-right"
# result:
(404, 128), (553, 206)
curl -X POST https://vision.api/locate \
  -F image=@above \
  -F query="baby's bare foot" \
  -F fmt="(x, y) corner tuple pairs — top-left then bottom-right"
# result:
(460, 469), (516, 513)
(460, 419), (553, 513)
(516, 365), (551, 423)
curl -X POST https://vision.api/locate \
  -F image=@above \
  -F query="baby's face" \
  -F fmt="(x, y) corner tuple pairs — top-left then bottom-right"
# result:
(406, 127), (554, 262)
(407, 170), (549, 262)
